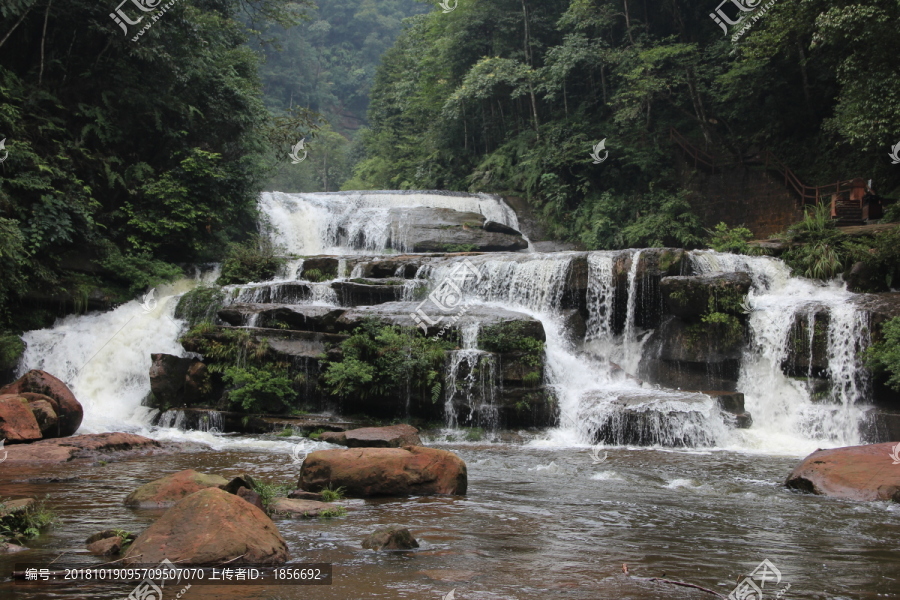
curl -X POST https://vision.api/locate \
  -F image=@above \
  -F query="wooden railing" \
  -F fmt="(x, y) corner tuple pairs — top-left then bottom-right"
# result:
(669, 127), (861, 206)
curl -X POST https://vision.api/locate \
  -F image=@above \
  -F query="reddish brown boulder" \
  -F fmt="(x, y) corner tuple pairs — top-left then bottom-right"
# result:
(2, 433), (161, 464)
(124, 469), (229, 508)
(786, 442), (900, 502)
(0, 395), (43, 442)
(123, 488), (288, 565)
(299, 446), (467, 497)
(0, 370), (83, 436)
(24, 396), (59, 436)
(320, 424), (423, 448)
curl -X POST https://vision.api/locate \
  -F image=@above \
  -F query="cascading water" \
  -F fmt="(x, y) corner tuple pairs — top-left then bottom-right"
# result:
(689, 250), (870, 449)
(259, 190), (521, 255)
(444, 323), (499, 430)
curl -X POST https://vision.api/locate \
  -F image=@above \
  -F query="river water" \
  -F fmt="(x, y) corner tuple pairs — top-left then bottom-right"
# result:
(3, 192), (899, 599)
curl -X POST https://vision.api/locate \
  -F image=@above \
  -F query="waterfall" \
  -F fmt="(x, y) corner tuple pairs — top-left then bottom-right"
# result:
(259, 190), (520, 255)
(444, 323), (499, 429)
(18, 279), (199, 432)
(585, 252), (617, 342)
(689, 250), (870, 448)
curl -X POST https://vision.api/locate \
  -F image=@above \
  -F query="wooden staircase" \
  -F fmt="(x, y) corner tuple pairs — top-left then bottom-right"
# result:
(669, 128), (867, 225)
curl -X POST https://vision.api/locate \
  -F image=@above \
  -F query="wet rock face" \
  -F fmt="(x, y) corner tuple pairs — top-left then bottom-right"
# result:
(0, 370), (83, 437)
(299, 446), (467, 496)
(124, 488), (289, 565)
(661, 272), (752, 320)
(319, 424), (423, 448)
(388, 207), (527, 253)
(786, 443), (900, 502)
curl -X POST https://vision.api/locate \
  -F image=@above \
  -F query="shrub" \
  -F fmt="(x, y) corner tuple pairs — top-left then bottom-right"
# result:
(864, 317), (900, 391)
(322, 320), (451, 403)
(706, 222), (766, 255)
(249, 480), (294, 512)
(223, 366), (295, 413)
(217, 236), (287, 285)
(780, 203), (854, 280)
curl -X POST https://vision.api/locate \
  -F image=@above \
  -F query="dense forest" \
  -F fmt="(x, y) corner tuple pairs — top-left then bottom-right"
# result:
(347, 0), (900, 246)
(1, 0), (900, 352)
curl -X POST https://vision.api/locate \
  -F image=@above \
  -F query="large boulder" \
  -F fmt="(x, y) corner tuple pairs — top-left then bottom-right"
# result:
(299, 446), (467, 497)
(20, 394), (59, 436)
(124, 488), (289, 565)
(124, 469), (230, 508)
(0, 395), (43, 442)
(319, 424), (422, 448)
(389, 207), (527, 253)
(0, 370), (83, 436)
(785, 443), (900, 502)
(149, 354), (194, 408)
(270, 498), (346, 518)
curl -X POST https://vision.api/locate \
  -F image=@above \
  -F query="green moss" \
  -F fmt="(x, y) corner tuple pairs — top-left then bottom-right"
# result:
(478, 322), (545, 369)
(0, 497), (57, 542)
(864, 316), (900, 391)
(217, 236), (287, 285)
(174, 286), (226, 327)
(443, 244), (479, 253)
(0, 332), (25, 372)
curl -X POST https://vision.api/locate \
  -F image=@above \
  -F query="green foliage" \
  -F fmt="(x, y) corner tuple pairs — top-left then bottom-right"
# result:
(319, 485), (347, 502)
(0, 333), (25, 372)
(0, 0), (314, 327)
(706, 223), (766, 255)
(464, 427), (485, 442)
(851, 227), (900, 291)
(223, 366), (295, 413)
(249, 480), (294, 512)
(175, 287), (227, 328)
(444, 244), (479, 253)
(780, 204), (852, 280)
(322, 320), (452, 403)
(317, 506), (347, 518)
(277, 427), (294, 437)
(864, 317), (900, 392)
(217, 236), (287, 285)
(478, 322), (545, 369)
(0, 498), (57, 542)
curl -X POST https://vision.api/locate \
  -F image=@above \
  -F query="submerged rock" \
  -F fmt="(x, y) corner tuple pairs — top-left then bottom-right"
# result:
(270, 498), (346, 518)
(124, 488), (288, 565)
(785, 443), (900, 502)
(0, 370), (83, 437)
(361, 525), (419, 550)
(319, 424), (423, 448)
(124, 469), (229, 508)
(299, 446), (467, 496)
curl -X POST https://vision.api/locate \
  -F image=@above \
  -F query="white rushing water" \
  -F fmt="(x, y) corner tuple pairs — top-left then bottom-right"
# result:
(689, 251), (870, 452)
(259, 190), (521, 255)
